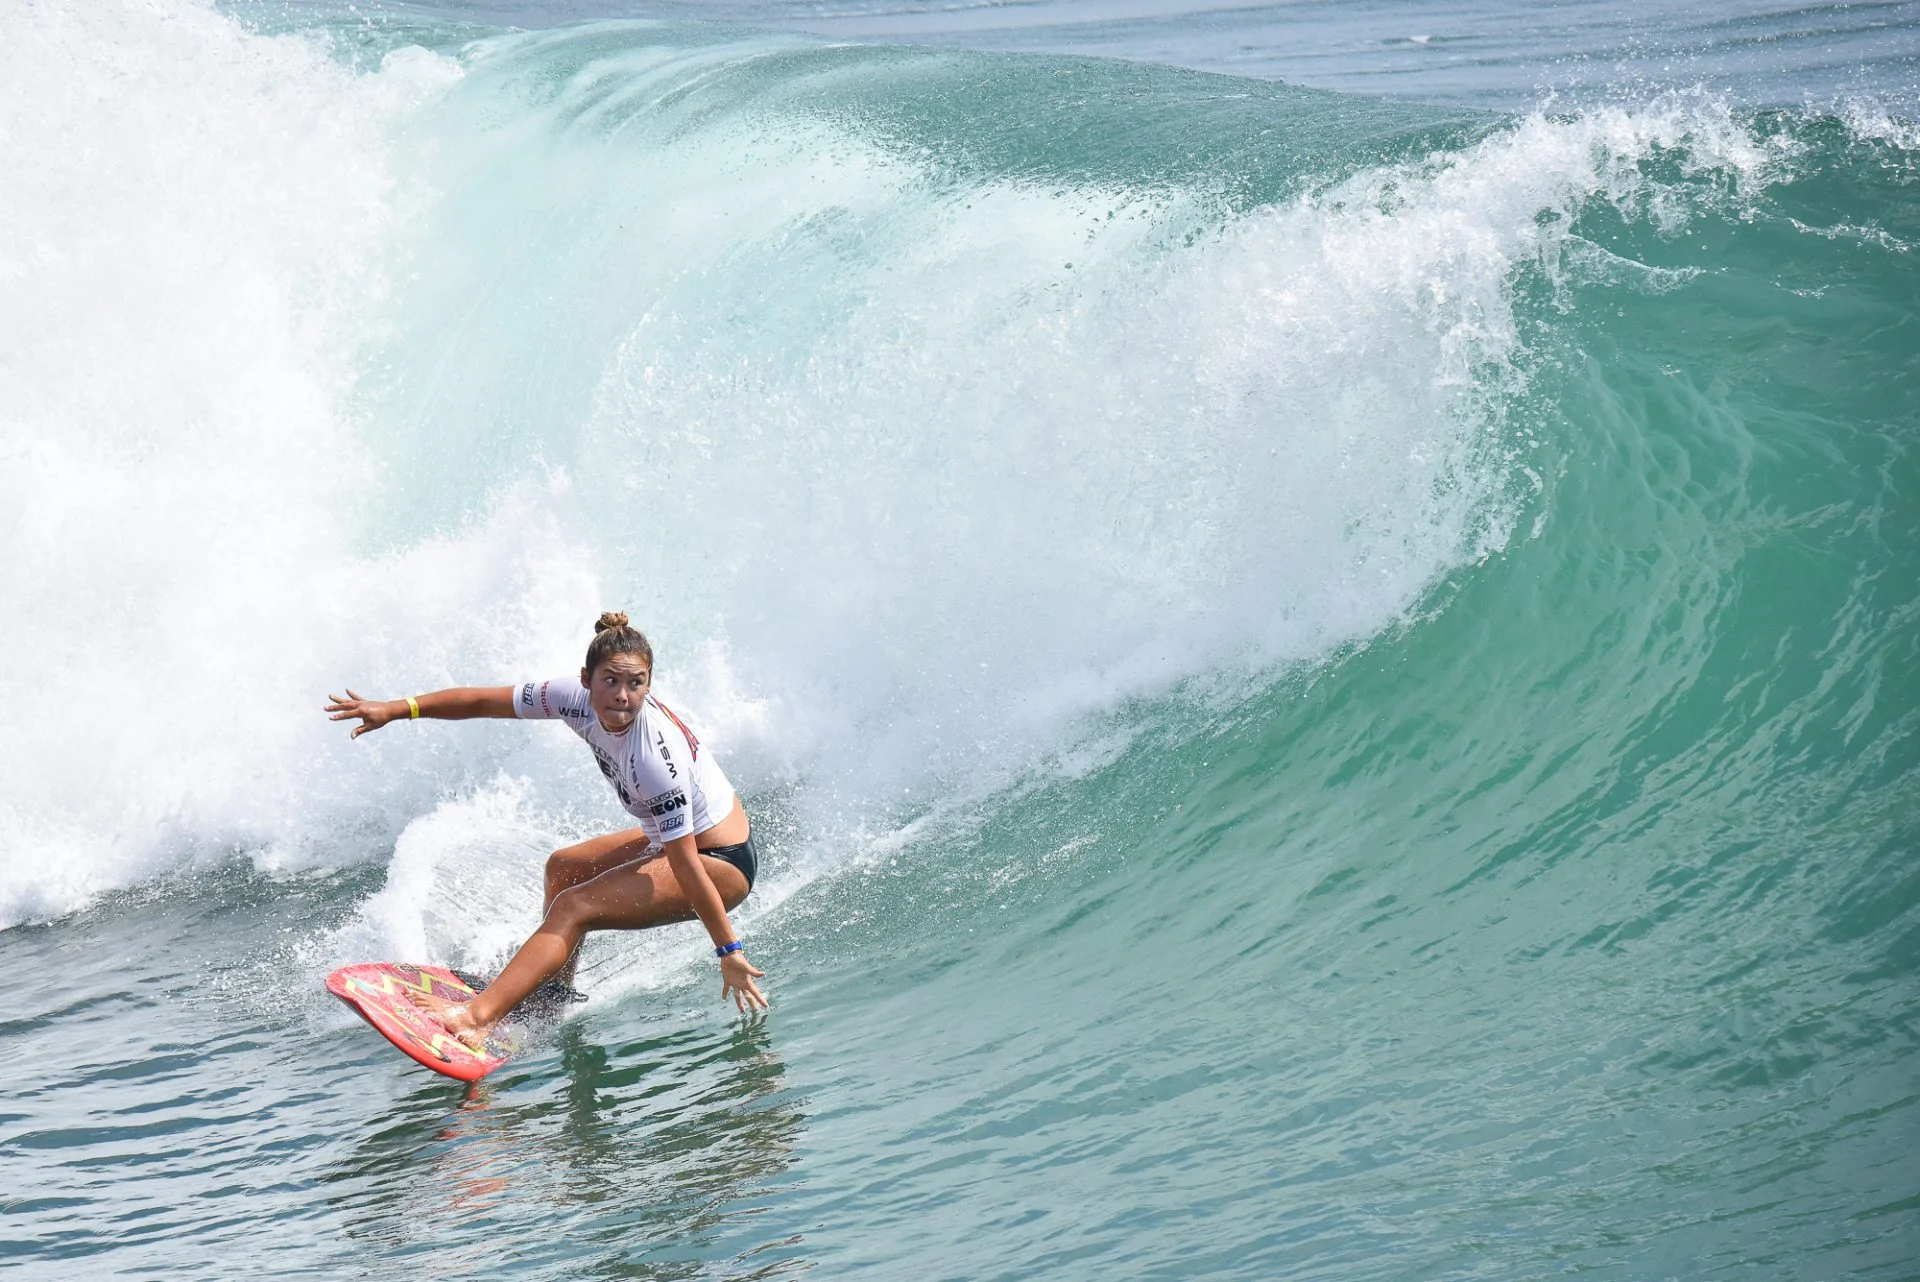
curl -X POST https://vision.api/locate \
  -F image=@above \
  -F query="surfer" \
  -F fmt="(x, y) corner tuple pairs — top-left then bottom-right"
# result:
(325, 612), (768, 1046)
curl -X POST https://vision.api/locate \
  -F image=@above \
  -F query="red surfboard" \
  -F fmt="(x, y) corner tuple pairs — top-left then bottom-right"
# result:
(325, 962), (522, 1082)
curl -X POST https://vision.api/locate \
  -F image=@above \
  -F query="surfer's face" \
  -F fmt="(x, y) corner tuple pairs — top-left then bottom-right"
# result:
(582, 653), (651, 733)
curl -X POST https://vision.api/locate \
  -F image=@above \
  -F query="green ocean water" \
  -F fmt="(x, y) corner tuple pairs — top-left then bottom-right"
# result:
(1, 3), (1916, 1277)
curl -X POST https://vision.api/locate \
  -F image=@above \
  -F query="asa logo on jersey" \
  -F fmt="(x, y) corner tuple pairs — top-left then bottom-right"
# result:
(643, 789), (687, 818)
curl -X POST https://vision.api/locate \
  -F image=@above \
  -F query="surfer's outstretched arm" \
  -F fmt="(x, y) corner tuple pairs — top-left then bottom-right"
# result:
(325, 686), (516, 738)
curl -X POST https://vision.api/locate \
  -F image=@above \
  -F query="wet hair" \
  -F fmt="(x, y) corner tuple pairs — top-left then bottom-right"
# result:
(584, 612), (653, 676)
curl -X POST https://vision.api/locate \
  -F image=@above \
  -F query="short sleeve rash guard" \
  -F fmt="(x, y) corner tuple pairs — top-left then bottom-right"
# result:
(513, 678), (736, 845)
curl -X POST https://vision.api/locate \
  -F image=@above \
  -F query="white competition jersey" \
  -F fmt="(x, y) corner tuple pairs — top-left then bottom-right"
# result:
(514, 678), (735, 845)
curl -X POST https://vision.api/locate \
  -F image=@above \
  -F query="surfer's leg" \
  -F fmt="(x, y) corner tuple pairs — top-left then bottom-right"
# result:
(543, 828), (653, 986)
(413, 853), (750, 1040)
(545, 828), (653, 911)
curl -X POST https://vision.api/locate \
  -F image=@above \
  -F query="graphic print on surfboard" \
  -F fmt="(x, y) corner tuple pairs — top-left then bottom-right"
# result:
(325, 963), (523, 1082)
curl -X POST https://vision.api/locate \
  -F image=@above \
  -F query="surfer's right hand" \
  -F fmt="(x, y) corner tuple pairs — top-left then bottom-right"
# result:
(720, 951), (769, 1013)
(325, 689), (398, 738)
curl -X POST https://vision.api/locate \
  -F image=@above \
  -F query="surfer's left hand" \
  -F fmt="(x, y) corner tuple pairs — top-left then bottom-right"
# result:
(720, 952), (769, 1013)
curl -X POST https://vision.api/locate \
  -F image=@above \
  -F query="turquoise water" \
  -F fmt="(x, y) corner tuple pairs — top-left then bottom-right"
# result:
(1, 2), (1916, 1276)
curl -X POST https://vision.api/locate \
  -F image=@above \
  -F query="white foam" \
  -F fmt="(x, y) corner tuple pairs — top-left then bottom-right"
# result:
(1837, 97), (1920, 151)
(316, 778), (552, 971)
(0, 0), (519, 926)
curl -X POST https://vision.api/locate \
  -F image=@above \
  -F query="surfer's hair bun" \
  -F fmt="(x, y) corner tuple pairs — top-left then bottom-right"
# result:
(586, 611), (653, 675)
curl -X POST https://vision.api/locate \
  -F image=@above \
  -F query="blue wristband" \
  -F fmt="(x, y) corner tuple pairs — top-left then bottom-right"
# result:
(715, 940), (744, 958)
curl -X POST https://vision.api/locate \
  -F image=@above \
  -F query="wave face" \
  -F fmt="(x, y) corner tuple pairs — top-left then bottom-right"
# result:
(1, 2), (1915, 1277)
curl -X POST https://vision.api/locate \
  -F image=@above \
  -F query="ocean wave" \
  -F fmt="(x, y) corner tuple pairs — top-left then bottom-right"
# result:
(1, 6), (1908, 969)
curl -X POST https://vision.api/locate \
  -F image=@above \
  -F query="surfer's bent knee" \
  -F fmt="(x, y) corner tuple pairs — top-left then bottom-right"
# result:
(543, 885), (598, 938)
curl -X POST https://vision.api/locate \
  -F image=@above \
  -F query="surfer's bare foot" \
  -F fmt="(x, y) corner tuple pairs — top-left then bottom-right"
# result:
(406, 990), (492, 1048)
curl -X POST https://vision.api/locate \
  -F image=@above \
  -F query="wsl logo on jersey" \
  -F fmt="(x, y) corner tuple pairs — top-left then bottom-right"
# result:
(655, 730), (679, 779)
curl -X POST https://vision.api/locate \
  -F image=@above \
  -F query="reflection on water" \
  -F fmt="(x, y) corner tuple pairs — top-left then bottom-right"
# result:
(322, 1016), (807, 1278)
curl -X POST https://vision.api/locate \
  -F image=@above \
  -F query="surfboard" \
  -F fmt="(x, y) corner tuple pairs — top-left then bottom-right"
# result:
(325, 962), (523, 1082)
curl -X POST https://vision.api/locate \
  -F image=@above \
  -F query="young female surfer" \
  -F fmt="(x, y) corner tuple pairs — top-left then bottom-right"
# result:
(324, 612), (768, 1044)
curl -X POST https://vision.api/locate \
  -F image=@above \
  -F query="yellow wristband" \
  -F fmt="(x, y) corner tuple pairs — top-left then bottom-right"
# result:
(406, 696), (421, 720)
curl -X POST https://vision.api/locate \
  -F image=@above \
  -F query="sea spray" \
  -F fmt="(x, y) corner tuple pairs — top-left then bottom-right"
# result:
(0, 2), (624, 928)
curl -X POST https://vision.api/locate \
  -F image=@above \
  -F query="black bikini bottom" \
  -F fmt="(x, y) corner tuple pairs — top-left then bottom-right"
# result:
(700, 834), (757, 891)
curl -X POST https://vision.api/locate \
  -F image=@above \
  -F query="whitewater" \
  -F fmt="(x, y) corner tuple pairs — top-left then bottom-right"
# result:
(1, 0), (1915, 1276)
